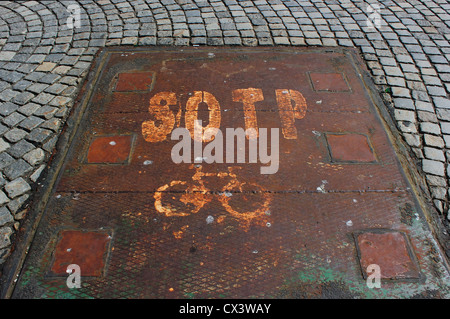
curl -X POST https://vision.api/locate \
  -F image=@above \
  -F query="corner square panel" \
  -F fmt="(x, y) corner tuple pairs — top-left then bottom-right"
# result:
(114, 71), (155, 92)
(87, 135), (133, 164)
(50, 230), (112, 277)
(309, 72), (351, 92)
(354, 230), (420, 280)
(325, 133), (377, 163)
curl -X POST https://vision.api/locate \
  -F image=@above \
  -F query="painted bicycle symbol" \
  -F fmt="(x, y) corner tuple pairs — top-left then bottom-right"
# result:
(154, 165), (272, 223)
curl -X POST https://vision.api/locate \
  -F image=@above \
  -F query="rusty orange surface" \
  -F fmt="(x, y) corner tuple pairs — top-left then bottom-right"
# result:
(87, 135), (133, 164)
(309, 72), (351, 92)
(10, 47), (450, 299)
(50, 230), (111, 277)
(326, 133), (377, 163)
(115, 71), (155, 92)
(355, 230), (420, 280)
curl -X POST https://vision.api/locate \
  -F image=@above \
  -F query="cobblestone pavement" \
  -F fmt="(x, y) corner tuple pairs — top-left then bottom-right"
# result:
(0, 0), (450, 268)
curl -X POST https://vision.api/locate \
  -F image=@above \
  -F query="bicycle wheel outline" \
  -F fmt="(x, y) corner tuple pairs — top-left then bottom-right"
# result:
(154, 180), (210, 217)
(218, 179), (272, 221)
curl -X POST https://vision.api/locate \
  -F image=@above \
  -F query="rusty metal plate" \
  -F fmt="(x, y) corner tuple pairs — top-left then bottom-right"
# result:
(355, 230), (420, 280)
(10, 47), (450, 299)
(50, 230), (111, 277)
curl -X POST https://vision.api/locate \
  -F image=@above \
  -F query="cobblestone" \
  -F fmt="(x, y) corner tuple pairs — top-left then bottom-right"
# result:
(423, 159), (446, 176)
(0, 227), (12, 249)
(4, 177), (31, 199)
(0, 206), (13, 227)
(0, 0), (449, 268)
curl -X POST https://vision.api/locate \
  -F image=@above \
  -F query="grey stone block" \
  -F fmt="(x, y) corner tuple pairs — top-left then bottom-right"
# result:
(23, 148), (45, 166)
(393, 98), (415, 110)
(4, 177), (31, 199)
(0, 191), (9, 206)
(17, 103), (41, 116)
(34, 105), (58, 119)
(0, 206), (13, 227)
(424, 147), (446, 162)
(2, 112), (25, 127)
(26, 83), (49, 94)
(12, 91), (35, 105)
(30, 164), (45, 182)
(26, 128), (52, 143)
(433, 97), (450, 109)
(437, 109), (450, 121)
(403, 133), (421, 147)
(32, 92), (56, 105)
(18, 116), (44, 131)
(427, 175), (447, 187)
(0, 102), (19, 116)
(0, 153), (14, 170)
(3, 159), (33, 180)
(6, 140), (35, 158)
(0, 226), (13, 249)
(7, 194), (29, 214)
(424, 134), (445, 148)
(3, 128), (27, 143)
(423, 159), (445, 176)
(0, 138), (10, 153)
(440, 122), (450, 134)
(391, 87), (411, 97)
(394, 109), (415, 122)
(420, 122), (441, 135)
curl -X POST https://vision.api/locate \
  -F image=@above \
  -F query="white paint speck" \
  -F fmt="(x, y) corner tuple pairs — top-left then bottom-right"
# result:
(221, 191), (232, 197)
(317, 180), (328, 193)
(143, 160), (153, 165)
(206, 215), (214, 224)
(109, 141), (116, 146)
(346, 220), (353, 227)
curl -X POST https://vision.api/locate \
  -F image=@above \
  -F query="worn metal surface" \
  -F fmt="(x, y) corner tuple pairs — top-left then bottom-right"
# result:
(10, 47), (450, 298)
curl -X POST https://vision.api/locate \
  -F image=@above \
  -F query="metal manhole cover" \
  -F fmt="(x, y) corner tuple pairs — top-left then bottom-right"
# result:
(8, 47), (450, 299)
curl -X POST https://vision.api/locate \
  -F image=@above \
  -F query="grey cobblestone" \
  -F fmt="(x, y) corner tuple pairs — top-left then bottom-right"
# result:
(3, 128), (27, 143)
(0, 227), (12, 249)
(0, 206), (13, 227)
(6, 140), (35, 158)
(3, 159), (33, 180)
(0, 153), (14, 171)
(7, 194), (28, 215)
(0, 0), (449, 267)
(423, 159), (445, 176)
(4, 177), (31, 199)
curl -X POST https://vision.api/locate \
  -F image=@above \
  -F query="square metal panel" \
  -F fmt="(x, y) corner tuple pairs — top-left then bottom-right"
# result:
(354, 230), (420, 280)
(309, 72), (351, 92)
(49, 230), (111, 277)
(325, 133), (377, 163)
(86, 135), (134, 164)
